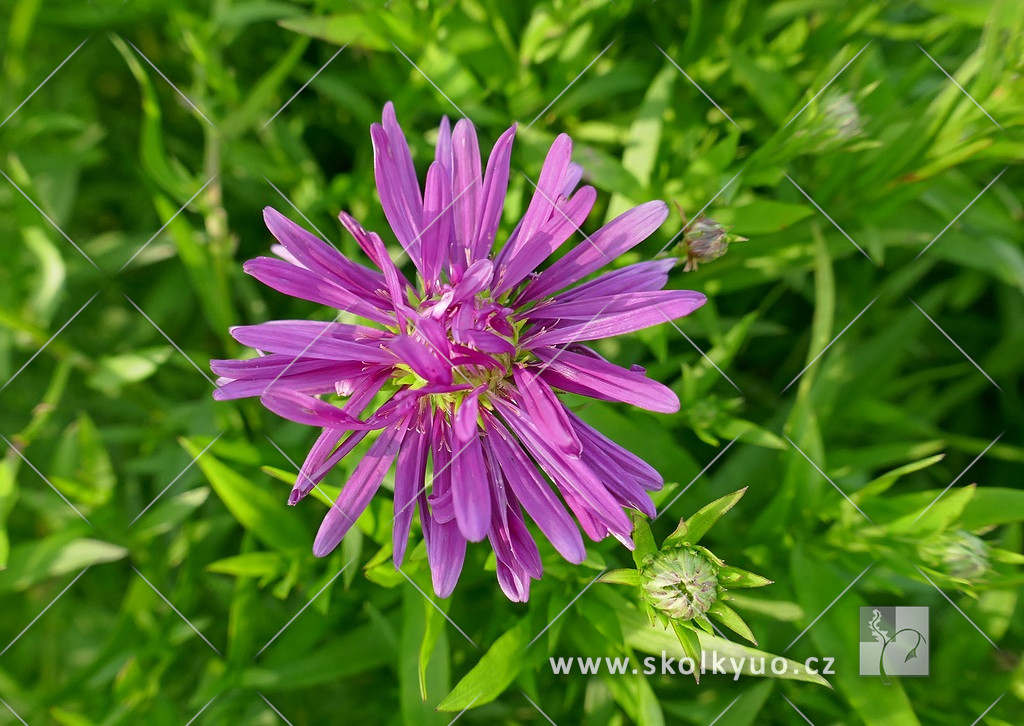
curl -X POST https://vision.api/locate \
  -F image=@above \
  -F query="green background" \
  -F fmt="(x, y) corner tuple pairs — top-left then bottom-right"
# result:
(1, 0), (1022, 724)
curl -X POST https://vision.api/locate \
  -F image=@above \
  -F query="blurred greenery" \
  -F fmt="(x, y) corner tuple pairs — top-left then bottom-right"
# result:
(1, 0), (1023, 724)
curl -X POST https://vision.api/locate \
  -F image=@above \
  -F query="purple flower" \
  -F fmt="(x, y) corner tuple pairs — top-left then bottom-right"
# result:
(213, 103), (706, 601)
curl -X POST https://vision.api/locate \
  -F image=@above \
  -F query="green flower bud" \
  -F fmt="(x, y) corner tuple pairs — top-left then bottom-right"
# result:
(942, 530), (989, 580)
(640, 545), (720, 621)
(823, 91), (863, 140)
(919, 529), (989, 581)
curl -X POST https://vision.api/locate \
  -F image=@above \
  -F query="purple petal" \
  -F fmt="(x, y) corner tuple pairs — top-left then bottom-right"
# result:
(293, 427), (346, 502)
(560, 162), (585, 197)
(230, 321), (396, 364)
(214, 367), (363, 400)
(495, 560), (531, 602)
(243, 257), (394, 324)
(388, 334), (453, 385)
(421, 161), (453, 287)
(568, 409), (662, 491)
(473, 124), (517, 260)
(422, 499), (467, 598)
(428, 411), (456, 524)
(260, 389), (377, 429)
(578, 439), (657, 517)
(291, 373), (393, 502)
(549, 259), (675, 303)
(450, 397), (491, 542)
(212, 355), (372, 401)
(460, 329), (516, 355)
(489, 495), (542, 600)
(337, 212), (413, 323)
(393, 412), (429, 565)
(435, 116), (453, 179)
(453, 387), (482, 442)
(500, 134), (573, 265)
(371, 123), (423, 268)
(450, 119), (483, 271)
(525, 290), (707, 347)
(382, 102), (423, 219)
(493, 186), (597, 296)
(534, 346), (680, 414)
(263, 207), (384, 296)
(499, 502), (543, 578)
(483, 414), (586, 564)
(512, 366), (582, 457)
(492, 397), (632, 541)
(520, 200), (669, 302)
(313, 418), (410, 556)
(451, 259), (493, 304)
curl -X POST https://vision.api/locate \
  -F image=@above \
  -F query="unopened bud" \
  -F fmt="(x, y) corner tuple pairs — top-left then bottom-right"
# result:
(942, 530), (989, 580)
(685, 218), (730, 265)
(823, 91), (862, 140)
(640, 545), (720, 621)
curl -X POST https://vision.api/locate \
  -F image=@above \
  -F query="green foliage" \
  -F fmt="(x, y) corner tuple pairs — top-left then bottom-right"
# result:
(1, 0), (1022, 724)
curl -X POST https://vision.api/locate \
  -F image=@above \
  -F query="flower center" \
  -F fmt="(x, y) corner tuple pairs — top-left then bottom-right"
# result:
(389, 287), (528, 411)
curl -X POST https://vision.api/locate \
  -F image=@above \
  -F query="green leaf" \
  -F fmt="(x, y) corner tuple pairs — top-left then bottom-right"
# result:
(718, 566), (773, 589)
(0, 534), (127, 592)
(726, 595), (804, 622)
(708, 601), (757, 644)
(790, 547), (918, 722)
(716, 199), (815, 236)
(670, 621), (703, 683)
(665, 488), (748, 546)
(606, 63), (677, 218)
(598, 569), (641, 587)
(279, 13), (421, 53)
(183, 438), (307, 553)
(133, 487), (210, 540)
(436, 620), (529, 712)
(400, 586), (448, 725)
(206, 551), (287, 578)
(630, 511), (658, 568)
(887, 484), (976, 537)
(242, 622), (395, 689)
(87, 347), (172, 393)
(418, 595), (449, 702)
(961, 487), (1024, 530)
(853, 454), (947, 501)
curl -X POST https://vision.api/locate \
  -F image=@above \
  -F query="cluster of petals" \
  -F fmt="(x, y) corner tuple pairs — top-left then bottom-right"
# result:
(213, 103), (706, 601)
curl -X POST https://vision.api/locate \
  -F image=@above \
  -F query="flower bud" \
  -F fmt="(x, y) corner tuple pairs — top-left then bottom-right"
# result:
(918, 529), (989, 581)
(823, 91), (862, 141)
(685, 218), (730, 265)
(942, 530), (989, 580)
(640, 545), (720, 621)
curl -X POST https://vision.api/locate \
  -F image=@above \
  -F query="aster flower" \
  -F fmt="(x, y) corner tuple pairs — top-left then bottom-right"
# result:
(212, 103), (706, 601)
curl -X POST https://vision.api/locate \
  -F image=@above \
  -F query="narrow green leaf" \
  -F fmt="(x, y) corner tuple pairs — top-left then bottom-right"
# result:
(708, 601), (757, 644)
(666, 488), (748, 546)
(206, 551), (287, 578)
(671, 621), (702, 683)
(598, 569), (641, 587)
(183, 438), (307, 553)
(853, 454), (946, 501)
(0, 534), (126, 593)
(718, 566), (773, 589)
(630, 511), (658, 568)
(436, 620), (529, 712)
